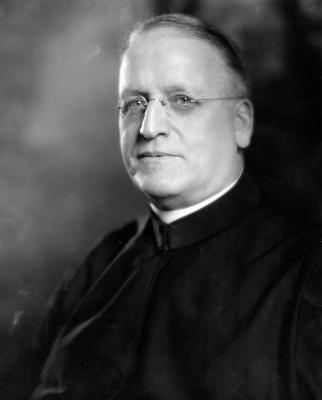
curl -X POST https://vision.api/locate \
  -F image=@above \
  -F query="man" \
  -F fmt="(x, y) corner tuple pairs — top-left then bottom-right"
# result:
(31, 14), (322, 399)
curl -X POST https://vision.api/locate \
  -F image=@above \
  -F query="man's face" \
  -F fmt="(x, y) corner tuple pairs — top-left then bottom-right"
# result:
(118, 28), (253, 210)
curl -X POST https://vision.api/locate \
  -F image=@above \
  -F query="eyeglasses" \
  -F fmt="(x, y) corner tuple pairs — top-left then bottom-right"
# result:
(117, 94), (245, 118)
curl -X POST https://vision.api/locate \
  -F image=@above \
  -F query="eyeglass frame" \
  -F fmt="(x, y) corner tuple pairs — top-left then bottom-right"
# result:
(116, 94), (246, 118)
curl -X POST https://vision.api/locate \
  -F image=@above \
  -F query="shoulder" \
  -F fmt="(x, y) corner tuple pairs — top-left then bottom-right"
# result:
(81, 218), (142, 284)
(295, 234), (322, 395)
(301, 235), (322, 308)
(58, 218), (142, 309)
(229, 174), (317, 264)
(39, 218), (144, 351)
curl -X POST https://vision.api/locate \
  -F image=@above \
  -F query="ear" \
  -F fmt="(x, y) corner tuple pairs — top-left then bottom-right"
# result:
(233, 99), (254, 149)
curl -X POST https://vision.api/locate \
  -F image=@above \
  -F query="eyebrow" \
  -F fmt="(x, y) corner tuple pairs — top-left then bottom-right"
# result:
(119, 89), (147, 99)
(162, 84), (203, 96)
(119, 84), (203, 99)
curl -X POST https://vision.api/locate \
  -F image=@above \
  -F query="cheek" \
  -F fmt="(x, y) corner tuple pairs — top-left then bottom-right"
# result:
(119, 135), (133, 171)
(182, 115), (236, 165)
(119, 121), (139, 158)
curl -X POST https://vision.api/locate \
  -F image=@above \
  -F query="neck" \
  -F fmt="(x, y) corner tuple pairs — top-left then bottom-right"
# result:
(151, 170), (243, 224)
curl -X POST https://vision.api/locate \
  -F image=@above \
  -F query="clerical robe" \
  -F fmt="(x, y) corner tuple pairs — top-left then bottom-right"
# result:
(31, 174), (322, 399)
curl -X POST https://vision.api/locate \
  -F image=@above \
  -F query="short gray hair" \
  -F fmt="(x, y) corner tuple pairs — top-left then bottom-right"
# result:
(123, 13), (250, 97)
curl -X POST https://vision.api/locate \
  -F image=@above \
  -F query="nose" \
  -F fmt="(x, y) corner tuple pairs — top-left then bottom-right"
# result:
(139, 99), (169, 139)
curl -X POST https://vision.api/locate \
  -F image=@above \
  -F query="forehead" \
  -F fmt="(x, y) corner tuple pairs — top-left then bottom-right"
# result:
(119, 28), (230, 96)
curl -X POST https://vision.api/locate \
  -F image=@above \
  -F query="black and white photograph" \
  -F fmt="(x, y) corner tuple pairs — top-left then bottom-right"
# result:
(0, 1), (322, 399)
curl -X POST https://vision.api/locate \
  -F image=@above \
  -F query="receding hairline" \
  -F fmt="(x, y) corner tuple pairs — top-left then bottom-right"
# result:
(121, 14), (250, 97)
(122, 28), (239, 96)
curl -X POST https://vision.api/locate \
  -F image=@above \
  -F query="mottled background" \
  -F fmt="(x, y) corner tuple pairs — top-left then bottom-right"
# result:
(0, 0), (321, 398)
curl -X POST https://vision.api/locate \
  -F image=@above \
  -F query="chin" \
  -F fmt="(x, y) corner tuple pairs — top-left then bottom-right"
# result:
(134, 176), (182, 202)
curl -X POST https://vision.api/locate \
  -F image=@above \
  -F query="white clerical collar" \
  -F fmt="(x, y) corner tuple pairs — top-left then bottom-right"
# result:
(150, 171), (243, 225)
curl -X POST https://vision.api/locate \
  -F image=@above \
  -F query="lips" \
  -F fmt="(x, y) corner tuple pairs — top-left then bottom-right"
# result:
(138, 151), (175, 158)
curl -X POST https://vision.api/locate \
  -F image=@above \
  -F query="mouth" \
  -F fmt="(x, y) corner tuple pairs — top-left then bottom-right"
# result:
(138, 151), (176, 159)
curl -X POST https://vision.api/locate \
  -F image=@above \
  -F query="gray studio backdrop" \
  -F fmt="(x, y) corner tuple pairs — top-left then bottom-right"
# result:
(0, 0), (149, 338)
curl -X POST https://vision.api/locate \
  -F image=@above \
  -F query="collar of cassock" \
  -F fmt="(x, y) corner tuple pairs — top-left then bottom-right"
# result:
(150, 173), (260, 251)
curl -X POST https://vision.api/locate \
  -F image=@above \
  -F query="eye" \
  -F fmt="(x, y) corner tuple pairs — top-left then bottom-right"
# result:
(121, 97), (147, 115)
(172, 95), (194, 106)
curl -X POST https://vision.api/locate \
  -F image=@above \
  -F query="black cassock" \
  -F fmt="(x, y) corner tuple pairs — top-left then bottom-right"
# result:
(32, 174), (322, 399)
